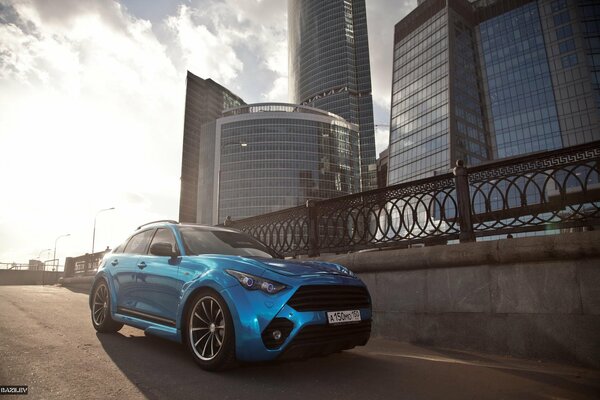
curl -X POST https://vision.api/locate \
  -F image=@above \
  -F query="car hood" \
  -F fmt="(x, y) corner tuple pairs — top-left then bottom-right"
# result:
(243, 257), (355, 278)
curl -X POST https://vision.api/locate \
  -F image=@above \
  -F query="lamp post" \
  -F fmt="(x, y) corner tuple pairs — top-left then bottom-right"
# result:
(37, 248), (51, 271)
(53, 234), (70, 272)
(91, 207), (115, 272)
(44, 234), (69, 285)
(38, 248), (51, 259)
(217, 142), (247, 224)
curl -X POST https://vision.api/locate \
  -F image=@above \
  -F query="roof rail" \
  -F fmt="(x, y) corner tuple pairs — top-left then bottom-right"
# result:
(137, 220), (179, 230)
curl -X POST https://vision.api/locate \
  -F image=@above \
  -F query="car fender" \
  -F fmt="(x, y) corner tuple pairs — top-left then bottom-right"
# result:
(89, 270), (119, 318)
(175, 269), (238, 332)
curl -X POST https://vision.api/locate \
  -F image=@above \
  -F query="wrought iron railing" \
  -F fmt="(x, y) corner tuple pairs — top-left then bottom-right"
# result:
(224, 141), (600, 257)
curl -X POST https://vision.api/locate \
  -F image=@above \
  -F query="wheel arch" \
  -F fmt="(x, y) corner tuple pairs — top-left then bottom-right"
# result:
(177, 278), (238, 340)
(89, 272), (118, 315)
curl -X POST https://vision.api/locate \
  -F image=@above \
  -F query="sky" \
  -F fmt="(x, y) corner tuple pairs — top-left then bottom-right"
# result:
(0, 0), (417, 265)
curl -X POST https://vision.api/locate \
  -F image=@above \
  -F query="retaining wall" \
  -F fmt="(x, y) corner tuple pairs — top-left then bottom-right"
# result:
(0, 270), (61, 285)
(317, 231), (600, 368)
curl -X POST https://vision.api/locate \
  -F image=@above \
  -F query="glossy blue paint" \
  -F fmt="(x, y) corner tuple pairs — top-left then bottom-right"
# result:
(91, 222), (372, 362)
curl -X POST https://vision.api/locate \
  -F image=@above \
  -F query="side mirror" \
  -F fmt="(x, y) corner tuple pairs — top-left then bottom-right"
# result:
(150, 242), (177, 258)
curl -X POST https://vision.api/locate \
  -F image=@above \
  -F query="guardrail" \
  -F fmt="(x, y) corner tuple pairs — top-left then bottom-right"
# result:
(0, 263), (30, 270)
(224, 141), (600, 257)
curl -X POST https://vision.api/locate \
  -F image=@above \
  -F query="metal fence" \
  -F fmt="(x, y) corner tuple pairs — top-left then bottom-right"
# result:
(225, 141), (600, 257)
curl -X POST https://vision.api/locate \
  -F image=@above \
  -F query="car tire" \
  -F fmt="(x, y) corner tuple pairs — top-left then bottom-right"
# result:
(185, 289), (236, 371)
(91, 279), (124, 333)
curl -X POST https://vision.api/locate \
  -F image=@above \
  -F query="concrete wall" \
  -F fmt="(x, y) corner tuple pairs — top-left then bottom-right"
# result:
(0, 270), (61, 285)
(317, 231), (600, 368)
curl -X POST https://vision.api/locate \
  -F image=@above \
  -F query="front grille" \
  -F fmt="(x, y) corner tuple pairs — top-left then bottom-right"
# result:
(280, 320), (371, 359)
(287, 285), (371, 311)
(261, 318), (294, 350)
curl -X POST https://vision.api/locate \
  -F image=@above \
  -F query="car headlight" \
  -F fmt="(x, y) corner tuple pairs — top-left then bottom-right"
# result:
(333, 264), (355, 277)
(226, 270), (286, 294)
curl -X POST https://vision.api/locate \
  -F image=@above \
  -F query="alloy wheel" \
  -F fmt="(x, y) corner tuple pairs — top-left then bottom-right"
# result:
(92, 283), (108, 326)
(189, 296), (226, 361)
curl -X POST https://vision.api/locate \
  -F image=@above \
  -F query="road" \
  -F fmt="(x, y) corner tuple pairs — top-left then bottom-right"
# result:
(0, 285), (599, 400)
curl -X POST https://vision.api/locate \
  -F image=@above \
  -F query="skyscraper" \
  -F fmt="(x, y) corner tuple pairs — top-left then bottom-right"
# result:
(388, 0), (600, 185)
(179, 71), (245, 223)
(213, 103), (361, 224)
(288, 0), (377, 191)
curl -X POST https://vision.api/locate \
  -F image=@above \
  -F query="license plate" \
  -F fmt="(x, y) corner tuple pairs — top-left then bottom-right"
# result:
(327, 310), (361, 324)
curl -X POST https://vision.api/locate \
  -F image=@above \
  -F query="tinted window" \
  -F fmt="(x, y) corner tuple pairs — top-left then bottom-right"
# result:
(149, 228), (178, 254)
(558, 39), (575, 54)
(553, 11), (569, 27)
(180, 227), (274, 258)
(551, 0), (566, 12)
(112, 242), (125, 254)
(556, 25), (572, 40)
(123, 230), (154, 255)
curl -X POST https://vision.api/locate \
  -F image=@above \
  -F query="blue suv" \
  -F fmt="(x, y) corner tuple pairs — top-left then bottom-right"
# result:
(90, 220), (372, 370)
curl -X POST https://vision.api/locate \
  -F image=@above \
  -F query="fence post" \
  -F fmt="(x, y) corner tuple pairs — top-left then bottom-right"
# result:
(453, 160), (475, 242)
(306, 200), (320, 257)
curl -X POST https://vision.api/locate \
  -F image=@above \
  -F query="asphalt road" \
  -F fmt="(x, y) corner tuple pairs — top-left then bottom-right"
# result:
(0, 285), (599, 400)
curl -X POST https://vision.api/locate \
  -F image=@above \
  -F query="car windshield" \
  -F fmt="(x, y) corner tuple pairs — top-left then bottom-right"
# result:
(180, 227), (275, 258)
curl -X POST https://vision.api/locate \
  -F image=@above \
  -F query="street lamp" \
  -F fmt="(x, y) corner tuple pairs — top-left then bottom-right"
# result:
(52, 234), (70, 272)
(37, 248), (51, 271)
(217, 141), (247, 224)
(91, 207), (115, 268)
(37, 248), (51, 260)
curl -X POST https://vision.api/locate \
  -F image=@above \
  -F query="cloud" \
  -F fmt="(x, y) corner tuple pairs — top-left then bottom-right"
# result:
(165, 5), (243, 85)
(0, 0), (184, 261)
(162, 0), (287, 100)
(0, 0), (290, 262)
(0, 0), (415, 262)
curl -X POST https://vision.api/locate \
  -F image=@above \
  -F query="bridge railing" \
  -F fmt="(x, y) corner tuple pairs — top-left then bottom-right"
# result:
(225, 141), (600, 257)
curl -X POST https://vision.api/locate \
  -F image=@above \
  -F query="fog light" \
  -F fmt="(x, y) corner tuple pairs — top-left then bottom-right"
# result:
(272, 330), (282, 340)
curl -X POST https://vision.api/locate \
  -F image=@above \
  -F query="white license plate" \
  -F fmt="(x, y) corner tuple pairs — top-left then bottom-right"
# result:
(327, 310), (361, 324)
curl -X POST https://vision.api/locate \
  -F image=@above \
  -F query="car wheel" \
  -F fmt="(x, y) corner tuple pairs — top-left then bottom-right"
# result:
(185, 289), (236, 371)
(91, 280), (123, 333)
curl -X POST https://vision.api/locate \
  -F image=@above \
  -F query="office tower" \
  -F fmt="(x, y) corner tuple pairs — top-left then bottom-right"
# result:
(179, 71), (245, 223)
(376, 148), (389, 188)
(210, 103), (361, 224)
(288, 0), (377, 191)
(388, 0), (600, 185)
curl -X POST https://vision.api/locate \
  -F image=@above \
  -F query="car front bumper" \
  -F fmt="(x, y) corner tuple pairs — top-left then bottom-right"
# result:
(219, 279), (372, 362)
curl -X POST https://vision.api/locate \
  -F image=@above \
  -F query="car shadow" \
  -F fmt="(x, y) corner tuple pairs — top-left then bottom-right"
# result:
(96, 331), (401, 400)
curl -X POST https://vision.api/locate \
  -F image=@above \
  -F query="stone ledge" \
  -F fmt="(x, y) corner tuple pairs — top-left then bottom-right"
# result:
(60, 276), (94, 285)
(316, 230), (600, 272)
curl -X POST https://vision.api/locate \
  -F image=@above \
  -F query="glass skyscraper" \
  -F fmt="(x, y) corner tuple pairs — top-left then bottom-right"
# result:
(288, 0), (377, 191)
(179, 71), (245, 223)
(203, 104), (361, 224)
(388, 0), (600, 185)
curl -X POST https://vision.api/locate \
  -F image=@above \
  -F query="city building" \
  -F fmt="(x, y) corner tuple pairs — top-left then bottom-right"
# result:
(198, 103), (361, 225)
(179, 71), (245, 223)
(388, 0), (600, 185)
(28, 259), (43, 271)
(288, 0), (378, 191)
(376, 148), (389, 188)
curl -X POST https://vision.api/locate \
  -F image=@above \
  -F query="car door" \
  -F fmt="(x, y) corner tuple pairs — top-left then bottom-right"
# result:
(133, 228), (184, 326)
(112, 229), (155, 314)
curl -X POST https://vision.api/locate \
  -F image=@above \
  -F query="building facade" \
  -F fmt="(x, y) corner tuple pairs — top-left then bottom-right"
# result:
(388, 0), (600, 185)
(288, 0), (377, 191)
(198, 103), (361, 225)
(376, 148), (389, 188)
(179, 71), (245, 222)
